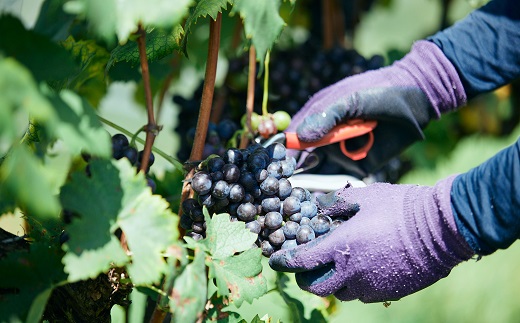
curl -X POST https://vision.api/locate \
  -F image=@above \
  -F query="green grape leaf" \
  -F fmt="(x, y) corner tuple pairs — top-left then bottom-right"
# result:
(231, 0), (286, 62)
(170, 247), (207, 323)
(33, 0), (76, 41)
(201, 212), (258, 259)
(116, 159), (179, 285)
(181, 0), (233, 56)
(0, 58), (57, 144)
(55, 37), (110, 107)
(204, 293), (243, 322)
(106, 26), (183, 72)
(0, 15), (78, 82)
(0, 242), (66, 323)
(207, 247), (266, 307)
(65, 0), (193, 43)
(60, 159), (128, 281)
(46, 89), (111, 157)
(60, 159), (178, 284)
(0, 145), (61, 221)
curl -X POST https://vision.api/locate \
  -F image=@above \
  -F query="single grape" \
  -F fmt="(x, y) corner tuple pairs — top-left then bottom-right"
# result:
(278, 178), (292, 200)
(210, 171), (224, 182)
(239, 171), (257, 191)
(251, 112), (261, 131)
(266, 143), (286, 160)
(224, 148), (243, 166)
(281, 239), (297, 250)
(255, 169), (268, 182)
(288, 212), (302, 223)
(217, 119), (238, 141)
(268, 228), (286, 247)
(182, 198), (199, 216)
(121, 146), (138, 165)
(208, 156), (225, 172)
(237, 202), (257, 221)
(261, 240), (275, 257)
(260, 176), (279, 196)
(280, 160), (295, 178)
(188, 232), (204, 241)
(272, 111), (291, 131)
(245, 220), (262, 234)
(282, 221), (300, 239)
(138, 150), (155, 167)
(264, 211), (283, 230)
(192, 222), (205, 234)
(282, 196), (301, 215)
(300, 217), (311, 226)
(248, 152), (269, 171)
(258, 117), (277, 139)
(300, 201), (318, 218)
(266, 161), (283, 179)
(310, 215), (332, 236)
(112, 134), (129, 159)
(212, 197), (229, 212)
(190, 207), (204, 222)
(290, 187), (307, 202)
(243, 193), (254, 204)
(198, 193), (215, 208)
(212, 180), (230, 200)
(261, 196), (281, 213)
(180, 213), (194, 230)
(223, 164), (240, 183)
(191, 172), (212, 195)
(296, 225), (316, 244)
(229, 183), (245, 203)
(228, 202), (240, 216)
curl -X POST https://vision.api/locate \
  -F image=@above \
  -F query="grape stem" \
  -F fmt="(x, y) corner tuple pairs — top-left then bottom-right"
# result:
(261, 50), (270, 117)
(136, 23), (160, 174)
(239, 45), (256, 149)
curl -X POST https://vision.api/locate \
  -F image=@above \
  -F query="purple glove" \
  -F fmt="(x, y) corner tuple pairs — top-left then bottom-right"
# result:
(269, 176), (474, 303)
(286, 40), (466, 173)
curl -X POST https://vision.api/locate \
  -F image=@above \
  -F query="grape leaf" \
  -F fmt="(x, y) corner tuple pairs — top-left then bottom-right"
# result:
(201, 212), (258, 259)
(207, 247), (266, 307)
(0, 58), (57, 144)
(106, 26), (183, 72)
(33, 0), (76, 41)
(0, 145), (61, 221)
(60, 159), (128, 281)
(0, 15), (78, 82)
(116, 159), (179, 285)
(60, 159), (179, 284)
(0, 242), (66, 323)
(180, 0), (234, 56)
(55, 37), (110, 107)
(170, 247), (207, 323)
(231, 0), (286, 62)
(45, 89), (111, 157)
(65, 0), (193, 43)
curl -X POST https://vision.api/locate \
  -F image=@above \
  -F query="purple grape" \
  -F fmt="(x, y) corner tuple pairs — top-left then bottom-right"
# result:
(198, 193), (214, 208)
(261, 240), (275, 257)
(300, 217), (310, 226)
(237, 202), (257, 221)
(266, 161), (283, 179)
(112, 134), (129, 159)
(121, 146), (138, 164)
(138, 150), (155, 167)
(260, 177), (279, 196)
(146, 177), (156, 193)
(288, 212), (302, 223)
(192, 221), (205, 233)
(281, 239), (297, 250)
(239, 171), (257, 191)
(282, 221), (300, 239)
(257, 215), (266, 229)
(255, 169), (268, 182)
(245, 220), (262, 234)
(190, 207), (204, 222)
(212, 198), (229, 212)
(266, 143), (286, 160)
(180, 213), (193, 230)
(261, 196), (281, 213)
(188, 232), (204, 241)
(208, 156), (225, 172)
(224, 148), (243, 166)
(280, 160), (295, 178)
(191, 172), (212, 195)
(264, 211), (283, 230)
(278, 178), (292, 200)
(212, 180), (230, 199)
(290, 187), (307, 202)
(217, 119), (238, 141)
(300, 201), (318, 218)
(310, 215), (332, 236)
(210, 171), (224, 182)
(223, 164), (240, 183)
(296, 225), (315, 244)
(229, 183), (245, 203)
(282, 196), (301, 215)
(268, 228), (286, 247)
(228, 202), (240, 216)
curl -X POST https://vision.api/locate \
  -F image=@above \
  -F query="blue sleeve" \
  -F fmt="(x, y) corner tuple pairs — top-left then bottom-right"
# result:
(429, 0), (520, 98)
(451, 137), (520, 255)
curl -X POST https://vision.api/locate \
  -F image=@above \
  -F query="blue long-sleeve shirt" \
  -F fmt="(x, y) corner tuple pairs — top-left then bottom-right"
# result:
(429, 0), (520, 255)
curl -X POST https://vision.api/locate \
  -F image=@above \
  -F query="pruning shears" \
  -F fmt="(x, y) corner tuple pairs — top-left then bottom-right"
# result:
(262, 119), (377, 161)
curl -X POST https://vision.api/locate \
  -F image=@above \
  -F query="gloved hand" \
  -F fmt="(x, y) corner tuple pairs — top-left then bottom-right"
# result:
(269, 176), (474, 303)
(286, 40), (467, 173)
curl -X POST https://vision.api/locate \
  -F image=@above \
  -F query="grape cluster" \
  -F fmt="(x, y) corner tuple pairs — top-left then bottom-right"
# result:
(181, 142), (342, 257)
